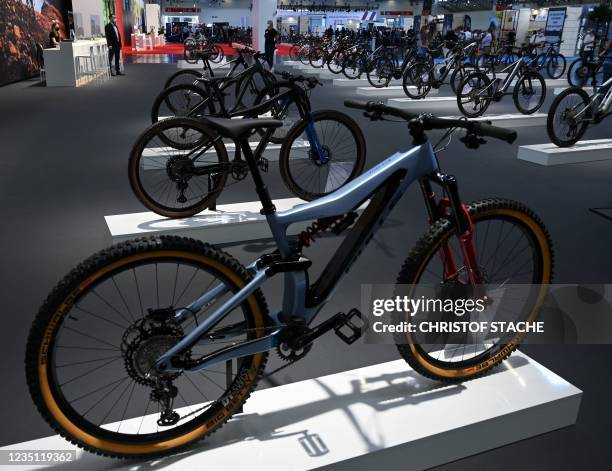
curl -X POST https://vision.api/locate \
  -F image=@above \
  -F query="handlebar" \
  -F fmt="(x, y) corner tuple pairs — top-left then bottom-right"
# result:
(344, 100), (517, 144)
(275, 70), (322, 87)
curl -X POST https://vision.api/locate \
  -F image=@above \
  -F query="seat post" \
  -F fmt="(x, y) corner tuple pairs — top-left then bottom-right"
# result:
(238, 139), (276, 215)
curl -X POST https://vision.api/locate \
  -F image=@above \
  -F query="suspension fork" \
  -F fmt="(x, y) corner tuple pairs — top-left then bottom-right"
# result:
(421, 175), (484, 286)
(304, 113), (328, 164)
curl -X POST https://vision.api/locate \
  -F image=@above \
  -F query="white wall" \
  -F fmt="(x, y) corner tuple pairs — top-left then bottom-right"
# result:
(71, 0), (104, 38)
(199, 8), (251, 27)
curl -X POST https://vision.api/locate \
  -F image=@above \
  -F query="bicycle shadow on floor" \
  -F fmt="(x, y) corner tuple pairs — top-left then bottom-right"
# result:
(46, 355), (528, 471)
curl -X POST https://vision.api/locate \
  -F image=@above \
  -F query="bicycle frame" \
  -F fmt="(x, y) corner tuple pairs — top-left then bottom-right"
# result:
(186, 79), (326, 178)
(574, 76), (612, 121)
(477, 55), (530, 97)
(154, 139), (466, 374)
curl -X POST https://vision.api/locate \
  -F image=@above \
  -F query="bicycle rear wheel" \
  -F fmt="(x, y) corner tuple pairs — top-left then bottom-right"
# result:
(367, 57), (393, 88)
(456, 72), (492, 117)
(209, 45), (224, 63)
(279, 110), (366, 201)
(151, 84), (217, 124)
(547, 53), (566, 79)
(129, 117), (229, 218)
(546, 87), (591, 147)
(342, 53), (362, 79)
(403, 63), (432, 98)
(394, 198), (553, 382)
(26, 235), (269, 458)
(164, 70), (207, 91)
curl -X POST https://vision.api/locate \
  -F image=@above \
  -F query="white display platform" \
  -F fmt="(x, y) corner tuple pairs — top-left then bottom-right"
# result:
(387, 96), (457, 108)
(107, 191), (361, 244)
(177, 59), (229, 69)
(141, 139), (309, 169)
(518, 139), (612, 166)
(1, 351), (581, 471)
(177, 60), (203, 69)
(106, 197), (301, 244)
(301, 68), (339, 79)
(356, 86), (439, 97)
(440, 113), (547, 128)
(333, 78), (401, 87)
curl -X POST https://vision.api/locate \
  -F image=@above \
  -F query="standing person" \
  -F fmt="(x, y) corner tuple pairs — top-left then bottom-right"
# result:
(582, 29), (596, 60)
(264, 20), (278, 70)
(49, 21), (61, 48)
(105, 14), (124, 76)
(599, 33), (612, 94)
(481, 26), (494, 54)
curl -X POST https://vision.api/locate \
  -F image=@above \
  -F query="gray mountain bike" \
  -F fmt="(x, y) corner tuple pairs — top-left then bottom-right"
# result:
(26, 101), (553, 459)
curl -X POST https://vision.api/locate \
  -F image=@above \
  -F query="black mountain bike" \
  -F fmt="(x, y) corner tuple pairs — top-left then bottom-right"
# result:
(567, 54), (605, 88)
(366, 42), (420, 88)
(403, 42), (478, 98)
(547, 75), (612, 147)
(130, 73), (366, 217)
(151, 52), (276, 125)
(457, 50), (546, 117)
(534, 40), (566, 79)
(163, 49), (257, 91)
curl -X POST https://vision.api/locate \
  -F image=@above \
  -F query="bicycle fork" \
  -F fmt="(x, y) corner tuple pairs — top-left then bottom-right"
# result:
(304, 115), (329, 165)
(420, 175), (484, 287)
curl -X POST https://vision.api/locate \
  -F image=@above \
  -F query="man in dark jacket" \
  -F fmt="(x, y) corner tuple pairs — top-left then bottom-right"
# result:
(105, 14), (124, 76)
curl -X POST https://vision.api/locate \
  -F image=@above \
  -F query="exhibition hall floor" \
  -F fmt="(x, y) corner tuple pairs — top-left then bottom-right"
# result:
(1, 62), (611, 469)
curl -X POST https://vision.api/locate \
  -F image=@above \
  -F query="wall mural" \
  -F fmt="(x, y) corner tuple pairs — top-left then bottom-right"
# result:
(0, 0), (73, 86)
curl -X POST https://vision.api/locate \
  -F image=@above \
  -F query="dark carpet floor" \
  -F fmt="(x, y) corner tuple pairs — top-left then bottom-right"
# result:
(0, 61), (611, 470)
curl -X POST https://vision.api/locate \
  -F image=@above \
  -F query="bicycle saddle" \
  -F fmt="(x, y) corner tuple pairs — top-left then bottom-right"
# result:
(201, 116), (283, 140)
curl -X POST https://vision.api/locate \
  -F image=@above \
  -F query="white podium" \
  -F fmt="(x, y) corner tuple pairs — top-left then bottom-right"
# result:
(518, 139), (612, 165)
(0, 351), (580, 470)
(43, 39), (108, 87)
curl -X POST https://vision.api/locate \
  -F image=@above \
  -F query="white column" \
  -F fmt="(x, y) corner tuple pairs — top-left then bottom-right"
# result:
(251, 0), (277, 51)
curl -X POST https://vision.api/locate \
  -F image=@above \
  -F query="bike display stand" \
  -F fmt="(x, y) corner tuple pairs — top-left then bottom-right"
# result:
(387, 96), (457, 109)
(333, 78), (401, 87)
(440, 113), (547, 128)
(356, 86), (439, 98)
(517, 139), (612, 166)
(0, 351), (581, 471)
(300, 68), (339, 80)
(177, 58), (229, 69)
(106, 196), (366, 245)
(140, 139), (309, 170)
(176, 60), (203, 69)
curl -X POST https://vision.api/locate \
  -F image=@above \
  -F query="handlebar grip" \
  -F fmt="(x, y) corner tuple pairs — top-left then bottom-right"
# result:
(344, 99), (376, 111)
(473, 122), (517, 144)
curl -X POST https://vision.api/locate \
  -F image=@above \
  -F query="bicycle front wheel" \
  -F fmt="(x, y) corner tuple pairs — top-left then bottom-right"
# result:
(547, 53), (566, 79)
(513, 72), (546, 114)
(394, 198), (553, 382)
(26, 236), (269, 458)
(279, 110), (366, 201)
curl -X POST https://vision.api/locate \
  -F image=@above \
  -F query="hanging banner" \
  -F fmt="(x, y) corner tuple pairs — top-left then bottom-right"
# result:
(545, 7), (566, 38)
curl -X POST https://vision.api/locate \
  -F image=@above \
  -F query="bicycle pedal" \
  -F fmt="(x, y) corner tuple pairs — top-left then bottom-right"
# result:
(258, 157), (269, 172)
(334, 309), (368, 345)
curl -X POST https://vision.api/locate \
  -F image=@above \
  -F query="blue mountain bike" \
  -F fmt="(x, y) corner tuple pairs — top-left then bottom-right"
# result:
(26, 101), (553, 458)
